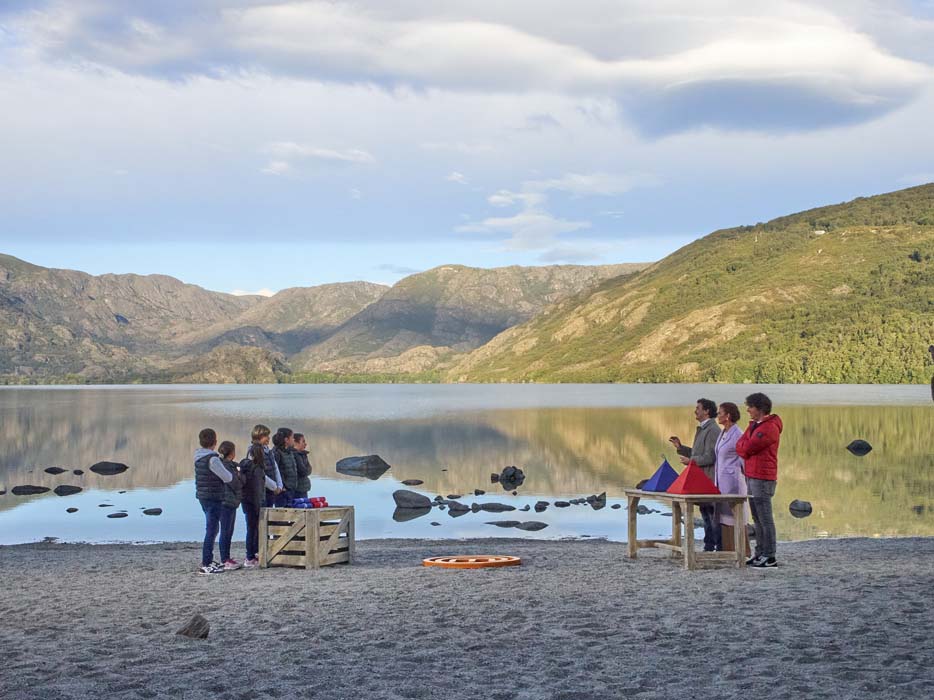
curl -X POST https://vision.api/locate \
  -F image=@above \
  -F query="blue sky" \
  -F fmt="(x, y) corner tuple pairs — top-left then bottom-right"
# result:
(1, 1), (933, 295)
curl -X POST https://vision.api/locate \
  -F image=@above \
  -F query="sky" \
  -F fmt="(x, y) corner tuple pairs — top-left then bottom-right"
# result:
(1, 1), (933, 295)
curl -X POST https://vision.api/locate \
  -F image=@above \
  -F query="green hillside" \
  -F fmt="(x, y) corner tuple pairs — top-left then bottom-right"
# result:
(448, 184), (934, 383)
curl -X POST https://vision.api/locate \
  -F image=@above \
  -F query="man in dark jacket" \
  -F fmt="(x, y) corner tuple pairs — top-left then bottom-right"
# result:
(670, 398), (721, 551)
(736, 392), (783, 568)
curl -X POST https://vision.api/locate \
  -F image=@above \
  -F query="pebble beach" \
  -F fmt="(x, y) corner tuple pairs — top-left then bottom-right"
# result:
(1, 536), (932, 699)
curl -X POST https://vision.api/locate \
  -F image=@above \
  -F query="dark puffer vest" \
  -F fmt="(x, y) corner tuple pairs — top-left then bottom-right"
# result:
(295, 450), (311, 494)
(195, 451), (226, 502)
(222, 458), (244, 509)
(275, 447), (299, 493)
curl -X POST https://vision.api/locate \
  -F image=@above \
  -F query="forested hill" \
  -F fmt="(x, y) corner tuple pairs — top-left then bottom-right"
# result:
(448, 184), (934, 383)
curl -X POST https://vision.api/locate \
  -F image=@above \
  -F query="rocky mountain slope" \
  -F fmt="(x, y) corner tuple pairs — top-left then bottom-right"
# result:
(448, 184), (934, 383)
(292, 263), (647, 375)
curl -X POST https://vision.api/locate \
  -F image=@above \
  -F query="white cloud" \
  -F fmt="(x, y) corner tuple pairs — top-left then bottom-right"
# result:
(12, 1), (932, 134)
(261, 160), (292, 176)
(524, 172), (648, 196)
(420, 141), (496, 154)
(445, 171), (468, 184)
(264, 142), (375, 164)
(457, 209), (590, 251)
(230, 288), (276, 297)
(349, 187), (362, 199)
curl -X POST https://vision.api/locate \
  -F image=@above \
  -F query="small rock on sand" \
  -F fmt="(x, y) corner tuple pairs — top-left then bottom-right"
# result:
(401, 479), (424, 486)
(393, 490), (432, 509)
(90, 461), (129, 476)
(66, 507), (78, 513)
(107, 512), (128, 519)
(44, 467), (68, 475)
(789, 500), (813, 518)
(11, 485), (50, 496)
(53, 485), (83, 497)
(176, 614), (210, 640)
(143, 508), (163, 516)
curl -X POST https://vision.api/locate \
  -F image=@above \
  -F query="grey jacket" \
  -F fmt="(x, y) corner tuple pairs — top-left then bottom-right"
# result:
(676, 419), (720, 479)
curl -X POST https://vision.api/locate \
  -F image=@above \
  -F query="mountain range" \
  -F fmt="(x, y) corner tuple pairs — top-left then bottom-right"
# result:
(2, 183), (932, 384)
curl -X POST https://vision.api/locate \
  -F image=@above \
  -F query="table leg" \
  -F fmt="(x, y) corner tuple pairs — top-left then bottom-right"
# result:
(671, 501), (682, 559)
(733, 501), (745, 567)
(683, 502), (695, 570)
(627, 495), (639, 558)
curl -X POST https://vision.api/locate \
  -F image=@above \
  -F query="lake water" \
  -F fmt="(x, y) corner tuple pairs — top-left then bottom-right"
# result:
(0, 384), (931, 545)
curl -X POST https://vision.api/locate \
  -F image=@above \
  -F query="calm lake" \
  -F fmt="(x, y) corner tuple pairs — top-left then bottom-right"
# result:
(0, 384), (931, 545)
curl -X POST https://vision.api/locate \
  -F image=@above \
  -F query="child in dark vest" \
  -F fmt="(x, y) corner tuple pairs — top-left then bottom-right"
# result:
(251, 424), (283, 507)
(194, 428), (234, 575)
(239, 443), (273, 568)
(217, 441), (244, 571)
(273, 427), (299, 506)
(293, 432), (312, 499)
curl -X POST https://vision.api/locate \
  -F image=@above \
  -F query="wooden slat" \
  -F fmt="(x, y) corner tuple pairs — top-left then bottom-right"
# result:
(347, 507), (355, 564)
(695, 551), (740, 560)
(732, 501), (745, 567)
(306, 510), (319, 570)
(653, 542), (684, 553)
(318, 511), (350, 563)
(321, 550), (350, 566)
(268, 524), (307, 537)
(627, 495), (639, 559)
(671, 501), (683, 559)
(267, 553), (306, 567)
(267, 518), (306, 560)
(635, 539), (672, 548)
(258, 508), (269, 568)
(683, 502), (695, 571)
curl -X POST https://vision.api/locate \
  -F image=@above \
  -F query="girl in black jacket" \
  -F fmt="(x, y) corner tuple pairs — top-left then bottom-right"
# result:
(240, 444), (269, 568)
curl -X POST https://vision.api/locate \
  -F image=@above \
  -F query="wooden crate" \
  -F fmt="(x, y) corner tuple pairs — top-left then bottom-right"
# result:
(258, 506), (355, 569)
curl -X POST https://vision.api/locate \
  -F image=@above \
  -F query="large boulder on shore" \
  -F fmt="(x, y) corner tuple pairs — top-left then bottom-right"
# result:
(337, 455), (391, 479)
(392, 489), (432, 509)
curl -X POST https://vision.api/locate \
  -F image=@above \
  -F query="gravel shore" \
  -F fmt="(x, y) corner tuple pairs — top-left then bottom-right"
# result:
(1, 537), (932, 699)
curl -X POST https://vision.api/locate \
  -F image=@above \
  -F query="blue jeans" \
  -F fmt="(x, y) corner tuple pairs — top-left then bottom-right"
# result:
(748, 478), (777, 558)
(199, 499), (224, 566)
(242, 502), (260, 561)
(219, 505), (237, 562)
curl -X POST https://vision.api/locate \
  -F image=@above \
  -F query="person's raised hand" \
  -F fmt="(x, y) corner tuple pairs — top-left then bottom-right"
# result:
(669, 436), (682, 449)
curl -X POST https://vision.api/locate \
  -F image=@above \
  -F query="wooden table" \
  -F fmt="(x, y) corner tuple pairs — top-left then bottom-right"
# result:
(624, 489), (748, 570)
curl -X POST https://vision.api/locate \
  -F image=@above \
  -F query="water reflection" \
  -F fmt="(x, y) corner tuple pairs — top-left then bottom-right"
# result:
(0, 386), (931, 543)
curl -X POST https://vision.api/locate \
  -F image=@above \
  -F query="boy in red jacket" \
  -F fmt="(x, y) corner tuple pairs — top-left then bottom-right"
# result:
(736, 392), (783, 568)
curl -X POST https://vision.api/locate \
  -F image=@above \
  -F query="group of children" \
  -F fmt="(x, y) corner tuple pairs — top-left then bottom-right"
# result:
(194, 424), (312, 575)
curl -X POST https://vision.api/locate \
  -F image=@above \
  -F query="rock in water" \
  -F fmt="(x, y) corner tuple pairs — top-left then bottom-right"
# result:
(519, 505), (531, 512)
(446, 501), (470, 513)
(176, 614), (210, 640)
(143, 508), (163, 516)
(401, 479), (424, 486)
(11, 485), (50, 496)
(534, 501), (549, 513)
(479, 503), (516, 513)
(498, 466), (525, 491)
(554, 501), (570, 508)
(590, 492), (607, 511)
(392, 506), (431, 522)
(611, 504), (622, 510)
(90, 461), (129, 476)
(515, 521), (548, 531)
(0, 489), (6, 495)
(430, 522), (441, 526)
(789, 500), (813, 518)
(846, 440), (873, 457)
(474, 489), (486, 496)
(392, 490), (432, 509)
(53, 485), (83, 497)
(336, 455), (391, 479)
(72, 470), (84, 476)
(447, 494), (462, 499)
(107, 512), (128, 519)
(66, 507), (78, 513)
(636, 505), (652, 515)
(43, 467), (68, 475)
(486, 521), (521, 528)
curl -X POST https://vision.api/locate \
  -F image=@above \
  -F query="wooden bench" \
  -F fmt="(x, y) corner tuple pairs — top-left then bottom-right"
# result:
(624, 489), (748, 570)
(259, 506), (355, 569)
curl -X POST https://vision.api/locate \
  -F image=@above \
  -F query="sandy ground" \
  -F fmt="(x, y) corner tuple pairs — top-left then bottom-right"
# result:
(1, 537), (932, 700)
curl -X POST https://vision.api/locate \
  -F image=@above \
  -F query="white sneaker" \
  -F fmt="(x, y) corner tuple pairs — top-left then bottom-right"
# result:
(243, 558), (259, 569)
(198, 562), (224, 575)
(223, 559), (242, 571)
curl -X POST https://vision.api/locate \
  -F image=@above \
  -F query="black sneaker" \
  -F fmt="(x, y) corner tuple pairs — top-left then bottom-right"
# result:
(752, 557), (777, 568)
(745, 555), (760, 566)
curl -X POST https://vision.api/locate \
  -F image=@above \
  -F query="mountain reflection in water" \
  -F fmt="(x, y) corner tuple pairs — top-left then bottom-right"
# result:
(0, 385), (930, 543)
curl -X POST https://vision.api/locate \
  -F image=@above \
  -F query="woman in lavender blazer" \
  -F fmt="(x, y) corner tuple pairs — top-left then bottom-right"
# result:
(715, 402), (750, 550)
